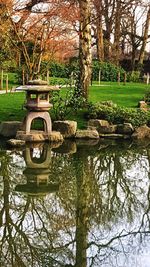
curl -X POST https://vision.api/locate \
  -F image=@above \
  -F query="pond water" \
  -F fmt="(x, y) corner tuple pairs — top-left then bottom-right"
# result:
(0, 138), (150, 267)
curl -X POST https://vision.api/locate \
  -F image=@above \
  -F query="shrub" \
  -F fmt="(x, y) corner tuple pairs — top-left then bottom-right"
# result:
(49, 62), (69, 78)
(44, 60), (126, 82)
(49, 77), (69, 86)
(127, 71), (141, 83)
(92, 61), (126, 82)
(144, 90), (150, 103)
(48, 61), (79, 78)
(50, 86), (86, 120)
(86, 102), (150, 127)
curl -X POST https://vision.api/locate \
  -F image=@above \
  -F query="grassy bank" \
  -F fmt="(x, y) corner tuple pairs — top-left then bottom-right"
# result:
(0, 82), (149, 128)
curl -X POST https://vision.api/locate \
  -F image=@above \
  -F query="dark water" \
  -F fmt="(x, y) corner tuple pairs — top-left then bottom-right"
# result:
(1, 139), (150, 267)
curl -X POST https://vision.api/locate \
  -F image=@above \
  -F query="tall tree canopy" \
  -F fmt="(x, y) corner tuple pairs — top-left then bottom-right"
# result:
(0, 0), (150, 97)
(1, 0), (78, 79)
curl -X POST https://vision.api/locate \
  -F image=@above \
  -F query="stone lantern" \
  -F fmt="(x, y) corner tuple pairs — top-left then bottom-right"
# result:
(16, 79), (59, 142)
(23, 81), (53, 134)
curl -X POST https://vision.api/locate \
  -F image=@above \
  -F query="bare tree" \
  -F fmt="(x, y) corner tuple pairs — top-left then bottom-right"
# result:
(93, 0), (104, 61)
(139, 4), (150, 65)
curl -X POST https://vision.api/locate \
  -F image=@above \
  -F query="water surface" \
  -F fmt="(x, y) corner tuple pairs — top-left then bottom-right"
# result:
(0, 139), (150, 267)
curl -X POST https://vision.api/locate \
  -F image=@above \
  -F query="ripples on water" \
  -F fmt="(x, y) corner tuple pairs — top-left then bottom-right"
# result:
(0, 139), (150, 267)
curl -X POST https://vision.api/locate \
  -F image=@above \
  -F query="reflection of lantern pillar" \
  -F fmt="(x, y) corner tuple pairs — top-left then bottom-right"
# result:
(23, 143), (51, 185)
(15, 144), (59, 197)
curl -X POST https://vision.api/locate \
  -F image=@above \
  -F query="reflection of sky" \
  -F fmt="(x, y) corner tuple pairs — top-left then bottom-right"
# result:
(88, 219), (150, 267)
(87, 154), (150, 266)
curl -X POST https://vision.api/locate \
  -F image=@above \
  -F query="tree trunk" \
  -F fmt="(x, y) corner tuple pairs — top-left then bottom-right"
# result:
(139, 6), (150, 65)
(113, 0), (121, 65)
(78, 0), (92, 100)
(131, 45), (136, 70)
(97, 18), (104, 61)
(94, 0), (104, 61)
(96, 8), (104, 61)
(104, 31), (111, 61)
(103, 0), (115, 61)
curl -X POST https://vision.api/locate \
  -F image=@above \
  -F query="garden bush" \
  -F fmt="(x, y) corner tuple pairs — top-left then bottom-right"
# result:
(49, 62), (69, 78)
(15, 60), (78, 84)
(92, 61), (126, 82)
(144, 90), (150, 103)
(49, 77), (69, 86)
(15, 60), (128, 84)
(50, 86), (86, 120)
(127, 71), (141, 83)
(49, 60), (128, 82)
(48, 61), (78, 78)
(86, 102), (150, 127)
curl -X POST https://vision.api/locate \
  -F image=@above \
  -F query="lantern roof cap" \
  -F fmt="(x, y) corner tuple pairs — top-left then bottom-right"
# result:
(16, 78), (60, 92)
(28, 79), (48, 85)
(16, 84), (60, 92)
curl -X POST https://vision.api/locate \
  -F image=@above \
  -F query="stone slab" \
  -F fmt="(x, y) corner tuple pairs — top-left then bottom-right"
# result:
(99, 134), (130, 139)
(7, 139), (26, 147)
(16, 130), (63, 142)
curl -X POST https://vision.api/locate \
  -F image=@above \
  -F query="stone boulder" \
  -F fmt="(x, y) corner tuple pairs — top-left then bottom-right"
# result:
(138, 101), (147, 111)
(116, 123), (134, 135)
(88, 119), (116, 134)
(52, 120), (77, 138)
(88, 119), (109, 128)
(132, 125), (150, 139)
(99, 125), (117, 134)
(0, 121), (22, 137)
(75, 129), (99, 139)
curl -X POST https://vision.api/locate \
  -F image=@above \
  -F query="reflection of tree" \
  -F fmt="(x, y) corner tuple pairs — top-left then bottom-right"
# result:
(0, 150), (47, 265)
(55, 141), (150, 266)
(0, 145), (75, 267)
(0, 141), (150, 266)
(74, 151), (92, 267)
(77, 142), (150, 267)
(51, 141), (150, 266)
(88, 143), (149, 226)
(0, 151), (39, 266)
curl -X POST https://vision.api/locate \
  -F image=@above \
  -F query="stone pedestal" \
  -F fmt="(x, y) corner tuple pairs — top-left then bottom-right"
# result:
(22, 111), (52, 134)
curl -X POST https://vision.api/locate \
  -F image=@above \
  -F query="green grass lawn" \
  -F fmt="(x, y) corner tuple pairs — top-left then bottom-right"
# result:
(0, 82), (149, 127)
(0, 92), (26, 122)
(89, 82), (149, 107)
